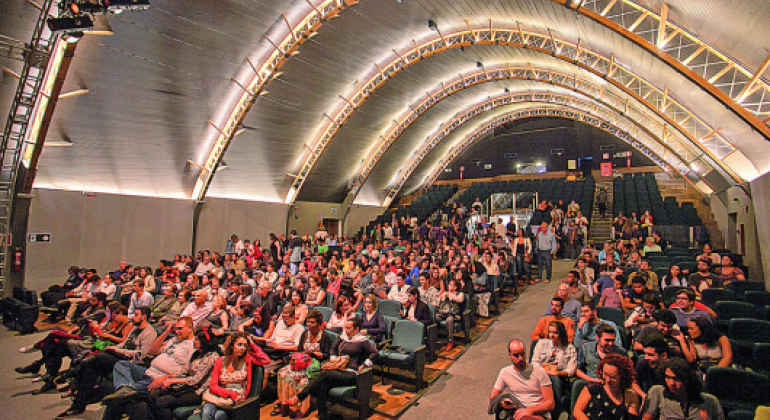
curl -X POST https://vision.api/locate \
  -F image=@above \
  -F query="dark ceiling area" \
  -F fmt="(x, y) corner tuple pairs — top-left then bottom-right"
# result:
(437, 117), (655, 181)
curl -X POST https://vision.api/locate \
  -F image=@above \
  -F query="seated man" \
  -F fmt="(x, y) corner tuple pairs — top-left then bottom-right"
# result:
(532, 297), (576, 343)
(599, 273), (625, 309)
(489, 339), (555, 420)
(565, 269), (592, 305)
(628, 259), (659, 291)
(127, 280), (154, 317)
(575, 324), (625, 386)
(623, 276), (660, 311)
(544, 283), (581, 323)
(387, 273), (410, 304)
(249, 280), (279, 317)
(669, 288), (715, 330)
(101, 314), (191, 403)
(179, 289), (213, 328)
(635, 338), (672, 393)
(257, 306), (304, 373)
(633, 310), (690, 361)
(687, 259), (723, 292)
(574, 301), (622, 350)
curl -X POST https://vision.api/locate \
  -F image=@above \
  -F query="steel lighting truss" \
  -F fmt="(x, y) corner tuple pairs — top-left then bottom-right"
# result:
(573, 0), (770, 132)
(190, 0), (358, 202)
(290, 24), (748, 204)
(347, 66), (740, 206)
(381, 92), (702, 205)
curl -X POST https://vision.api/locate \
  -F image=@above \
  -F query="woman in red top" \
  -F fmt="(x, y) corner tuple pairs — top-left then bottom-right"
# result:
(201, 333), (269, 420)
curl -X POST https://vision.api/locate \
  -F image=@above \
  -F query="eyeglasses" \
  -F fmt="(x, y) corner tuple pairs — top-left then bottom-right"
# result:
(602, 372), (621, 381)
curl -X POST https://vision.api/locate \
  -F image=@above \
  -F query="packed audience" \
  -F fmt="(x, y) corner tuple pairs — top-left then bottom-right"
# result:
(15, 200), (758, 420)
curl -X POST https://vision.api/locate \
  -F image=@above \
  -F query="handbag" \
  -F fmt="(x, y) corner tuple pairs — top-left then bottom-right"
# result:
(473, 272), (488, 287)
(202, 390), (234, 408)
(438, 299), (460, 317)
(320, 357), (349, 371)
(289, 352), (312, 371)
(92, 339), (111, 351)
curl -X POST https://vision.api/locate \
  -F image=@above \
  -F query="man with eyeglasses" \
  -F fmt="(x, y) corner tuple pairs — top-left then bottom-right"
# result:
(633, 310), (688, 359)
(103, 316), (195, 404)
(179, 289), (213, 328)
(489, 339), (555, 420)
(669, 288), (714, 330)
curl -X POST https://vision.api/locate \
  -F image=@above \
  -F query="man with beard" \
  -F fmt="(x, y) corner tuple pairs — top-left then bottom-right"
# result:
(490, 339), (555, 420)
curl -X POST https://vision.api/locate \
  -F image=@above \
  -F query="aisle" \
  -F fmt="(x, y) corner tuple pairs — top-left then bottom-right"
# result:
(400, 260), (573, 420)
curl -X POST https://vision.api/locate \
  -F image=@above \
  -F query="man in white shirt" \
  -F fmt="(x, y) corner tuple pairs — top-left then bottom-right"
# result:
(490, 339), (555, 419)
(194, 256), (214, 277)
(180, 289), (213, 328)
(387, 273), (410, 304)
(259, 306), (305, 371)
(104, 316), (195, 402)
(127, 280), (154, 317)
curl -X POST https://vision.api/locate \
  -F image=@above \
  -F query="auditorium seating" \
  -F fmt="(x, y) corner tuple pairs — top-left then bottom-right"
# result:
(362, 183), (458, 235)
(612, 172), (703, 226)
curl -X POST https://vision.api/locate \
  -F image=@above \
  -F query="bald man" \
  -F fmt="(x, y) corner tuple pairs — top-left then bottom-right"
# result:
(544, 283), (581, 323)
(490, 339), (555, 419)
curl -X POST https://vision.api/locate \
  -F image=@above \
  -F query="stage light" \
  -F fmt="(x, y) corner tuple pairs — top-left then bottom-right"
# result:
(69, 1), (106, 14)
(104, 0), (150, 13)
(428, 20), (437, 31)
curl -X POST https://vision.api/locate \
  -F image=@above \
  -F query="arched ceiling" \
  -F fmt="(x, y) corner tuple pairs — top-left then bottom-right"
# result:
(1, 0), (769, 204)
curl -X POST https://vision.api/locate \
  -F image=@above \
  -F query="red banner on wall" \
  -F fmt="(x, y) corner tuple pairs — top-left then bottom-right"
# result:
(600, 162), (613, 177)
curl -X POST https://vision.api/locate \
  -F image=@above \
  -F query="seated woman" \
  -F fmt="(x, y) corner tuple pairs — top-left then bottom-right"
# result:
(435, 279), (465, 351)
(715, 254), (745, 287)
(399, 287), (432, 326)
(228, 301), (253, 333)
(305, 275), (326, 306)
(531, 321), (577, 412)
(100, 328), (222, 420)
(289, 289), (309, 325)
(200, 333), (270, 420)
(275, 310), (333, 417)
(686, 317), (733, 376)
(360, 294), (387, 344)
(698, 244), (722, 265)
(228, 284), (252, 316)
(660, 264), (687, 289)
(284, 317), (377, 420)
(238, 304), (275, 340)
(326, 295), (352, 333)
(573, 354), (640, 420)
(204, 296), (230, 338)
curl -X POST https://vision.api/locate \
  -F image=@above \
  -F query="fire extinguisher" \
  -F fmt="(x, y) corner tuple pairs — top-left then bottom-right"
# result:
(13, 248), (22, 272)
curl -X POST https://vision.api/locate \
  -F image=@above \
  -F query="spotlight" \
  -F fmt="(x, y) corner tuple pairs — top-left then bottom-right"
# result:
(63, 32), (84, 43)
(69, 0), (106, 14)
(103, 0), (151, 13)
(47, 14), (94, 32)
(428, 20), (438, 31)
(458, 46), (464, 53)
(504, 87), (510, 93)
(476, 61), (483, 68)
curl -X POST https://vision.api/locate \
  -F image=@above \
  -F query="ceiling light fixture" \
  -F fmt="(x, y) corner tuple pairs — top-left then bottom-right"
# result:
(428, 20), (438, 31)
(476, 61), (483, 68)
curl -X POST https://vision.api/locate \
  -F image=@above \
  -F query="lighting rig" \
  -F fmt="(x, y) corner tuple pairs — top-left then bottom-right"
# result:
(47, 0), (150, 33)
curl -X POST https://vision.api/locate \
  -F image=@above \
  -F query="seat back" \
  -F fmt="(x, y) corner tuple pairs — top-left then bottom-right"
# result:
(326, 330), (340, 344)
(728, 318), (770, 343)
(701, 288), (736, 307)
(663, 286), (688, 305)
(596, 306), (624, 330)
(745, 291), (770, 307)
(754, 343), (770, 374)
(704, 367), (770, 408)
(392, 320), (425, 352)
(730, 281), (765, 298)
(715, 301), (757, 321)
(316, 306), (333, 323)
(378, 299), (402, 318)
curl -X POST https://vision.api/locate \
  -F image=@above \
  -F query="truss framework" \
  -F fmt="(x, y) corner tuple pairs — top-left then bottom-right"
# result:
(292, 25), (748, 204)
(382, 93), (702, 204)
(348, 66), (737, 205)
(190, 0), (358, 202)
(575, 0), (770, 124)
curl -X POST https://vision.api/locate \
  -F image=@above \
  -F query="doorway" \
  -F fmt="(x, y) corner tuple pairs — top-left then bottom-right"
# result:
(322, 219), (340, 237)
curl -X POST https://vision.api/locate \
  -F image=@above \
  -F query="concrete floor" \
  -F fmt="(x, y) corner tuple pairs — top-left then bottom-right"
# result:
(401, 260), (571, 420)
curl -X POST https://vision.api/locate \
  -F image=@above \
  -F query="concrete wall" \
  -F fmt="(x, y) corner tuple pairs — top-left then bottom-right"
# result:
(750, 173), (770, 288)
(196, 197), (289, 252)
(287, 201), (344, 237)
(344, 204), (386, 237)
(26, 189), (193, 292)
(25, 189), (290, 292)
(709, 184), (763, 283)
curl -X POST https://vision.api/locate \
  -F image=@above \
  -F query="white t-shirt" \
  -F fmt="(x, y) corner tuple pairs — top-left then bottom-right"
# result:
(493, 364), (552, 417)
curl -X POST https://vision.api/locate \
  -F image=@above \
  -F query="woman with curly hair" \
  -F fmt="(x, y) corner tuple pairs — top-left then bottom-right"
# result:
(573, 353), (640, 420)
(200, 333), (270, 420)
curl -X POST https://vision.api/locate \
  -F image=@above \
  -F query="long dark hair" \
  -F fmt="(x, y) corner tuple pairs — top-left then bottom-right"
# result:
(690, 316), (722, 345)
(193, 328), (222, 361)
(548, 321), (569, 348)
(664, 358), (702, 400)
